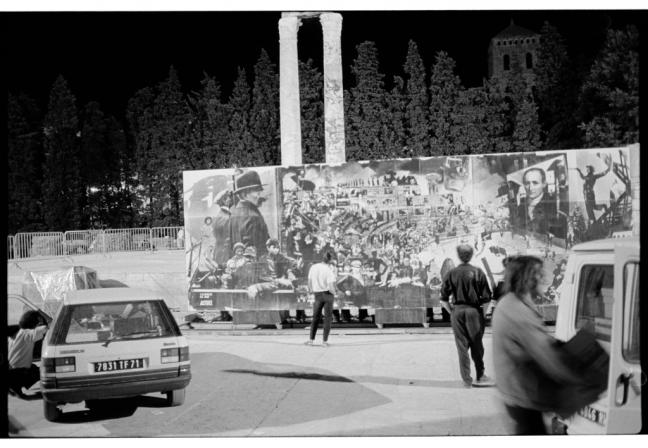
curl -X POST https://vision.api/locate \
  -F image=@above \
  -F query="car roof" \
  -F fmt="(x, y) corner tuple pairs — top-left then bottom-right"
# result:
(571, 236), (640, 253)
(63, 288), (163, 305)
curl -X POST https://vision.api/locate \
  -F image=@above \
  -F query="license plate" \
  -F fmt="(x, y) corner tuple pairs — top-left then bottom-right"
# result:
(578, 405), (607, 426)
(94, 358), (145, 373)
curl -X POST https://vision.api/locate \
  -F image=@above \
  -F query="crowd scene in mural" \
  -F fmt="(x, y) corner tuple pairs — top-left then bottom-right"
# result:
(183, 145), (634, 321)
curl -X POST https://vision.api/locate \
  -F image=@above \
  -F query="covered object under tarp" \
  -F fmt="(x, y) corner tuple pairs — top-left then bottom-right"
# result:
(21, 266), (100, 316)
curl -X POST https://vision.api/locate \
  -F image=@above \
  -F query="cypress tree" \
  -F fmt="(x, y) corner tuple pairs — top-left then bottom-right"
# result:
(347, 41), (387, 161)
(579, 25), (639, 147)
(126, 85), (156, 226)
(250, 49), (280, 165)
(533, 22), (580, 149)
(191, 72), (230, 169)
(228, 67), (256, 167)
(299, 59), (324, 164)
(151, 66), (193, 225)
(429, 51), (463, 156)
(403, 40), (429, 154)
(383, 75), (407, 158)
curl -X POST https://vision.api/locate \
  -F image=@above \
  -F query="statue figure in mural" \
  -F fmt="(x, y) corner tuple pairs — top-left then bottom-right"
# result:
(576, 156), (612, 225)
(516, 167), (566, 239)
(212, 188), (233, 267)
(230, 170), (270, 257)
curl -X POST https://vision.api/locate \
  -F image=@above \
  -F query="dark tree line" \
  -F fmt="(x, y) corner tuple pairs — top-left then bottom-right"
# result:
(7, 24), (639, 234)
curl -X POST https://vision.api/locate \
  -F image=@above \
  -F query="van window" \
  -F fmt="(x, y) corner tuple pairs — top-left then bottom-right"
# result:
(623, 263), (639, 363)
(575, 264), (614, 341)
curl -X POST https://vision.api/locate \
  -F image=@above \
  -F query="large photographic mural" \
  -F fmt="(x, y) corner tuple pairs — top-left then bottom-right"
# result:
(182, 146), (637, 319)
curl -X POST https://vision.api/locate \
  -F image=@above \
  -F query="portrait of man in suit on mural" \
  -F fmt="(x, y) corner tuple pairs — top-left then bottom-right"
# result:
(513, 166), (567, 241)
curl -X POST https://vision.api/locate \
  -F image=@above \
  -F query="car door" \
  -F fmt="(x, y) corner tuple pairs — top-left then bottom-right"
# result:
(605, 244), (641, 433)
(7, 294), (52, 361)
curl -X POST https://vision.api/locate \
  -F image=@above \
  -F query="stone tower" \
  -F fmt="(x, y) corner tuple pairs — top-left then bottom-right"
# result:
(488, 20), (540, 85)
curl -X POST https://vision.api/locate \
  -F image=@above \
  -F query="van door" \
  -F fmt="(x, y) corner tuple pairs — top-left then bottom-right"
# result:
(605, 244), (641, 433)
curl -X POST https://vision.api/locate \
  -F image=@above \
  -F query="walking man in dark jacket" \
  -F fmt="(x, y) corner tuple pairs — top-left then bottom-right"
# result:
(230, 170), (270, 257)
(440, 244), (495, 388)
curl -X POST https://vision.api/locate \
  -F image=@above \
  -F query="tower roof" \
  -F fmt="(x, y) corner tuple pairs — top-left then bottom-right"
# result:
(493, 20), (538, 39)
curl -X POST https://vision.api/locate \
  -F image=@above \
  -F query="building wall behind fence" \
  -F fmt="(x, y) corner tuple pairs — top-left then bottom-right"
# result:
(182, 145), (639, 312)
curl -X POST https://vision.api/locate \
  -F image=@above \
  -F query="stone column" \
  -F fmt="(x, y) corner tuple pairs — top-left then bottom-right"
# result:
(320, 12), (346, 164)
(279, 15), (302, 166)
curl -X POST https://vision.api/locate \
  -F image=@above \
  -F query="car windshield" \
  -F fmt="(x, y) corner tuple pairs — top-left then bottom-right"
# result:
(60, 300), (176, 344)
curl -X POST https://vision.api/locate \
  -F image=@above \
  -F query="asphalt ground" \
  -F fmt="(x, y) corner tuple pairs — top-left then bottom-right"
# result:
(8, 332), (512, 437)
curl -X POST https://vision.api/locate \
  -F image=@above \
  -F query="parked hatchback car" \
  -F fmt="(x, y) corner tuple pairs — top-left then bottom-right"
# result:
(40, 288), (191, 422)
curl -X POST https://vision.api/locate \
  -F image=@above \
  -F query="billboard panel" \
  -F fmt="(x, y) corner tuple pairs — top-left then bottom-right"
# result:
(183, 146), (637, 314)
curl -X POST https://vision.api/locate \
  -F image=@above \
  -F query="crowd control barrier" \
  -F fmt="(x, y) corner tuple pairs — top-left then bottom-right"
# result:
(7, 227), (185, 260)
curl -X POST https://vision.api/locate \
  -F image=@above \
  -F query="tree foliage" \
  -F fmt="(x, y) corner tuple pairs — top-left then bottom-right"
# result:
(250, 49), (280, 165)
(533, 22), (580, 149)
(382, 75), (407, 158)
(403, 40), (429, 154)
(79, 101), (132, 228)
(42, 75), (83, 230)
(299, 59), (324, 164)
(7, 23), (641, 233)
(579, 25), (639, 147)
(8, 93), (45, 233)
(228, 67), (256, 167)
(429, 51), (463, 155)
(346, 41), (387, 160)
(190, 73), (230, 170)
(512, 95), (542, 152)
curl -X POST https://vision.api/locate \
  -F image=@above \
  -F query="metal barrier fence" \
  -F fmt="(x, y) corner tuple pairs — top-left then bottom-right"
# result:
(8, 235), (15, 260)
(8, 227), (184, 260)
(14, 232), (65, 259)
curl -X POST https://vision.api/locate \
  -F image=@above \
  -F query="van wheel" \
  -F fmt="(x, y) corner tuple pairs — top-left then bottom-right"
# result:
(43, 400), (62, 422)
(165, 389), (185, 406)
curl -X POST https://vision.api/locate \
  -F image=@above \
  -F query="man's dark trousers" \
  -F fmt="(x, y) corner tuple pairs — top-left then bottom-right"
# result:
(310, 292), (334, 342)
(450, 304), (485, 384)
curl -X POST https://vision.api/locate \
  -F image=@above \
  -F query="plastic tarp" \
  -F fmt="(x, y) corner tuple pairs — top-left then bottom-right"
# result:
(21, 266), (100, 316)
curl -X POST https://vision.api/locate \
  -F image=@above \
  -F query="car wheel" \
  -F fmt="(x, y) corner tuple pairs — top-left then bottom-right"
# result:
(165, 388), (185, 406)
(43, 400), (62, 422)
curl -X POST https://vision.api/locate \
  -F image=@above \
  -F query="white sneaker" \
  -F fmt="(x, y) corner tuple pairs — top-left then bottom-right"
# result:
(473, 374), (495, 387)
(304, 340), (313, 346)
(322, 341), (329, 347)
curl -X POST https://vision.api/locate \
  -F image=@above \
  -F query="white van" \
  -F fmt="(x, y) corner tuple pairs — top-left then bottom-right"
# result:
(552, 237), (641, 434)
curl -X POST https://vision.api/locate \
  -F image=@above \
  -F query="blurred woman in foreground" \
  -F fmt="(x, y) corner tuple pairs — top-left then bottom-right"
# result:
(492, 256), (580, 435)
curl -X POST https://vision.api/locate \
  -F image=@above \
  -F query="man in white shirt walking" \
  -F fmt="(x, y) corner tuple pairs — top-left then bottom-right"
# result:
(305, 251), (338, 347)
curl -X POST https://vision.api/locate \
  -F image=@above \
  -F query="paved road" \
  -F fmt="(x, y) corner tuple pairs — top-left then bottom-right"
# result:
(8, 332), (512, 437)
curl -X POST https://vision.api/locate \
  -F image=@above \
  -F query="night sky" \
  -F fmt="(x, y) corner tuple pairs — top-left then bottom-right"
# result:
(4, 10), (641, 119)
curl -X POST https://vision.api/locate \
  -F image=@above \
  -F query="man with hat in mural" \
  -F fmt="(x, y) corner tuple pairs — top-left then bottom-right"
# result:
(230, 169), (271, 257)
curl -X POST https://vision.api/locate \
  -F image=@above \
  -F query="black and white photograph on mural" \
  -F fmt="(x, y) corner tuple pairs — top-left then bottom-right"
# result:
(4, 2), (643, 440)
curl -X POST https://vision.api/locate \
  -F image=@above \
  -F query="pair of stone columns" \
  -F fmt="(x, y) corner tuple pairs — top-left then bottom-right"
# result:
(279, 12), (345, 166)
